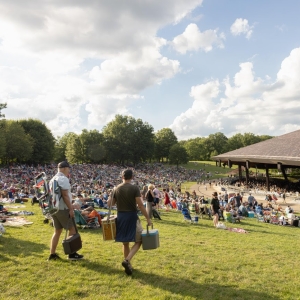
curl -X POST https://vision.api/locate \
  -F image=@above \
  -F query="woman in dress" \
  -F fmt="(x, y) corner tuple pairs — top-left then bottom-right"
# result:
(163, 188), (171, 211)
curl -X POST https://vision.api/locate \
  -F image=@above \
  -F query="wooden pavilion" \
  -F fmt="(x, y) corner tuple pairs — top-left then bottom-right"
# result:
(212, 129), (300, 190)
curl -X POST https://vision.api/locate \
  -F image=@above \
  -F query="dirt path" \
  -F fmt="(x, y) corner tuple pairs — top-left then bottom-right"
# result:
(189, 183), (300, 213)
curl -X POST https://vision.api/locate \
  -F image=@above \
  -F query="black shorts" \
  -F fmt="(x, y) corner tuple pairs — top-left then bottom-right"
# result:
(154, 198), (159, 204)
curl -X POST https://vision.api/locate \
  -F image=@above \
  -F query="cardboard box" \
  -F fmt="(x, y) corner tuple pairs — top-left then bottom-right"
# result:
(102, 215), (117, 241)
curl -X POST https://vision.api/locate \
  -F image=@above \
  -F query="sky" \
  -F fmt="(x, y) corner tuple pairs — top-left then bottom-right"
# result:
(1, 0), (300, 140)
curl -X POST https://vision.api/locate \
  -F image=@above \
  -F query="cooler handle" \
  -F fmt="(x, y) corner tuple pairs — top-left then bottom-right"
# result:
(146, 224), (154, 234)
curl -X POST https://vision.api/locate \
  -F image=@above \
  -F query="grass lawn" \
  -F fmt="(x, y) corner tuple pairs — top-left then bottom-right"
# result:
(1, 202), (300, 300)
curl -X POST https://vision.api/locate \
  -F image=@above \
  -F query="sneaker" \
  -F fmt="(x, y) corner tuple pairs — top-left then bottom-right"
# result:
(48, 253), (61, 261)
(122, 259), (133, 275)
(68, 252), (84, 260)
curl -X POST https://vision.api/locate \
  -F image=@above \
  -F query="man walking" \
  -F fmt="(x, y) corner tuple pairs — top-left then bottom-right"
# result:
(48, 161), (84, 261)
(108, 169), (152, 275)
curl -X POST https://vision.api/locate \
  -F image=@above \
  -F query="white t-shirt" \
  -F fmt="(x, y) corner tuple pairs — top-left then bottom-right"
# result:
(52, 172), (71, 210)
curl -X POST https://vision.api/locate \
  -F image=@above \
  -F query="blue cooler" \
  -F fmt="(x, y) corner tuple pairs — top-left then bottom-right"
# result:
(142, 225), (160, 250)
(248, 211), (254, 218)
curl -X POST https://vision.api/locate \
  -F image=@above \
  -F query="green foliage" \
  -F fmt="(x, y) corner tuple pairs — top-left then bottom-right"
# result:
(87, 144), (106, 163)
(0, 102), (7, 118)
(169, 143), (189, 168)
(65, 134), (85, 164)
(0, 121), (6, 159)
(180, 137), (206, 161)
(3, 120), (34, 162)
(18, 119), (55, 163)
(102, 115), (154, 164)
(54, 132), (77, 162)
(154, 128), (178, 162)
(64, 130), (105, 164)
(227, 132), (273, 152)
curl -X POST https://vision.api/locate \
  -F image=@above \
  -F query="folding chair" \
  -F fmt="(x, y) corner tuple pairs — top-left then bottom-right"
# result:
(74, 210), (99, 229)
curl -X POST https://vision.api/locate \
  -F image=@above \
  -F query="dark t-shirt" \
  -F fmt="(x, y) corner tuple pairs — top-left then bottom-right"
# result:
(146, 190), (154, 202)
(211, 197), (220, 212)
(114, 183), (141, 212)
(235, 195), (242, 206)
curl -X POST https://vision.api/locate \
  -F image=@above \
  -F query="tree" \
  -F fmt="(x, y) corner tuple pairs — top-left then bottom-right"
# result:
(206, 132), (228, 155)
(54, 132), (77, 162)
(65, 134), (85, 164)
(258, 135), (273, 142)
(3, 120), (33, 163)
(87, 144), (106, 163)
(102, 115), (154, 164)
(242, 132), (260, 147)
(226, 133), (244, 152)
(80, 129), (104, 162)
(182, 137), (206, 161)
(0, 122), (6, 161)
(169, 143), (189, 169)
(154, 128), (178, 162)
(0, 102), (6, 119)
(0, 103), (6, 132)
(18, 119), (55, 163)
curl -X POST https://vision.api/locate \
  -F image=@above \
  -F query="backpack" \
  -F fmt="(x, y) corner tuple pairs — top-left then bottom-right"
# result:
(47, 176), (62, 216)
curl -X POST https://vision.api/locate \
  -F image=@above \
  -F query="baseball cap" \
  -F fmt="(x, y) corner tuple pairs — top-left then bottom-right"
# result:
(58, 161), (70, 168)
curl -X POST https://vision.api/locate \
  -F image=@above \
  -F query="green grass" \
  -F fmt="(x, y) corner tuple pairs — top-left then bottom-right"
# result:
(1, 202), (300, 300)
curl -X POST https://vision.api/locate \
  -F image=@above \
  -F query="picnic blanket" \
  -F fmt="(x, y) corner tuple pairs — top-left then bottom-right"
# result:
(227, 227), (248, 234)
(2, 217), (33, 227)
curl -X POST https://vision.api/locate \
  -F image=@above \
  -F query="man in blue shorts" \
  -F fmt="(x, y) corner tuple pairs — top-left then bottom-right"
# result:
(108, 169), (152, 275)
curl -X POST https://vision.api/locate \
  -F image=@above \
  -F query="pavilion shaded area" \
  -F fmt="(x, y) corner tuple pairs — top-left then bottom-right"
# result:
(212, 129), (300, 190)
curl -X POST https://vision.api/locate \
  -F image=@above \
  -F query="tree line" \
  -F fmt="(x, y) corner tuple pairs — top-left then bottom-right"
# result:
(0, 103), (272, 166)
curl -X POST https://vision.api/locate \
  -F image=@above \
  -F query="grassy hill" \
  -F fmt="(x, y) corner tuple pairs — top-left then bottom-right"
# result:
(1, 201), (300, 300)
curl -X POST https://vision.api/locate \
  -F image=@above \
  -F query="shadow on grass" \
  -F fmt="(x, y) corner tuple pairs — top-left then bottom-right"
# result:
(0, 235), (48, 259)
(158, 218), (211, 229)
(241, 221), (297, 236)
(72, 251), (281, 300)
(132, 270), (281, 300)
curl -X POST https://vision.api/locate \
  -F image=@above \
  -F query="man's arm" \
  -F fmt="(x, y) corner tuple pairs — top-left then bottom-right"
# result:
(136, 196), (152, 226)
(61, 189), (74, 218)
(107, 193), (116, 207)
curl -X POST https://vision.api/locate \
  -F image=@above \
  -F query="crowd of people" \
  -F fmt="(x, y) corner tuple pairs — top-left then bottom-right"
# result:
(0, 162), (210, 201)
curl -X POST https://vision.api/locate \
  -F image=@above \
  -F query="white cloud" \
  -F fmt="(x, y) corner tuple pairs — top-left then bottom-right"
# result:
(230, 18), (253, 39)
(171, 23), (225, 54)
(0, 0), (203, 136)
(170, 47), (300, 139)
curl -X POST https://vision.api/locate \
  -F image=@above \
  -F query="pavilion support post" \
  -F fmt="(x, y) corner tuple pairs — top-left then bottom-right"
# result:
(265, 166), (270, 191)
(281, 166), (288, 181)
(245, 167), (249, 186)
(238, 164), (242, 182)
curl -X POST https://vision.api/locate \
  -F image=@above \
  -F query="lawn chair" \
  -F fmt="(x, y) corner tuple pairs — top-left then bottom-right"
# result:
(188, 202), (198, 223)
(74, 210), (99, 229)
(223, 211), (239, 223)
(199, 204), (212, 219)
(257, 214), (265, 222)
(270, 214), (279, 225)
(182, 208), (197, 223)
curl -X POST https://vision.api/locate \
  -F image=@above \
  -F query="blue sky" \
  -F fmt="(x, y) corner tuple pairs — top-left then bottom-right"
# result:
(1, 0), (300, 140)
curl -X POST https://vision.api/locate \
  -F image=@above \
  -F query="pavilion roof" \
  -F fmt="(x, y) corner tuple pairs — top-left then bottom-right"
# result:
(212, 129), (300, 167)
